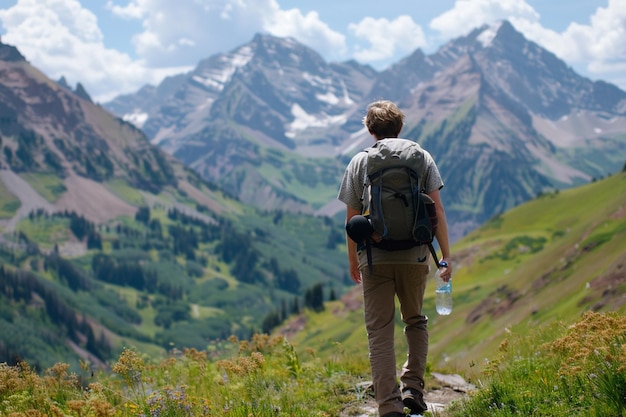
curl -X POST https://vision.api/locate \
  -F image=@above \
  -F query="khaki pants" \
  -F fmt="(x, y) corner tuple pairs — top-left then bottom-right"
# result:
(361, 263), (429, 416)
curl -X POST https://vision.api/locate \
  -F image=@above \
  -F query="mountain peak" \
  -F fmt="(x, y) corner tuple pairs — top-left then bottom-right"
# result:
(75, 82), (93, 103)
(433, 20), (523, 64)
(0, 40), (26, 62)
(492, 20), (526, 46)
(252, 32), (297, 46)
(56, 76), (93, 102)
(58, 76), (72, 90)
(475, 22), (503, 47)
(473, 20), (524, 49)
(248, 32), (325, 68)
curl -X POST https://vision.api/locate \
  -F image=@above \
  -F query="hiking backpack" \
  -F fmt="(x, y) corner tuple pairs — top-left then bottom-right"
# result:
(355, 138), (441, 268)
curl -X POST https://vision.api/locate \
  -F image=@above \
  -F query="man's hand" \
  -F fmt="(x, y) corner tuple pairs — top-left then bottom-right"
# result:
(350, 262), (362, 284)
(439, 259), (453, 281)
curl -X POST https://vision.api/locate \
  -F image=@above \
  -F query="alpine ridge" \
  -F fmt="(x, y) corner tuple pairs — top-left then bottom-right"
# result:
(105, 20), (626, 240)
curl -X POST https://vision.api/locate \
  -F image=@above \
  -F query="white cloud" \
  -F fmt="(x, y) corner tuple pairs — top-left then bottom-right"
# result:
(0, 0), (103, 48)
(429, 0), (539, 39)
(511, 0), (626, 87)
(106, 0), (144, 19)
(429, 0), (626, 89)
(0, 0), (347, 101)
(348, 15), (426, 63)
(264, 8), (347, 60)
(0, 0), (177, 102)
(546, 0), (626, 72)
(106, 0), (266, 66)
(106, 0), (346, 66)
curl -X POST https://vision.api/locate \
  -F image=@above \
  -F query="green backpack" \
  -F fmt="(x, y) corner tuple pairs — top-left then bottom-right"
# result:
(357, 138), (441, 269)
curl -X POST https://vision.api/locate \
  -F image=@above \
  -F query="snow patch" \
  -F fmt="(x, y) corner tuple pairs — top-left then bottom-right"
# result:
(340, 82), (355, 105)
(289, 52), (301, 64)
(286, 104), (347, 138)
(594, 127), (602, 134)
(477, 22), (502, 47)
(194, 46), (253, 91)
(302, 72), (332, 87)
(316, 92), (340, 105)
(315, 80), (354, 106)
(122, 111), (149, 128)
(197, 97), (215, 112)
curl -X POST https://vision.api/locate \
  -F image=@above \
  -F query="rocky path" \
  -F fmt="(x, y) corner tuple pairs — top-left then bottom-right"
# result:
(343, 373), (475, 417)
(421, 373), (475, 414)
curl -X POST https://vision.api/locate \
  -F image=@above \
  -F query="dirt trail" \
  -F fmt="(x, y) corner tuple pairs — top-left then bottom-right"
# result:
(344, 373), (475, 416)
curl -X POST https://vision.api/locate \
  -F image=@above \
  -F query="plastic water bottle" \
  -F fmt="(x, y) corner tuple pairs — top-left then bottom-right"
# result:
(435, 261), (452, 315)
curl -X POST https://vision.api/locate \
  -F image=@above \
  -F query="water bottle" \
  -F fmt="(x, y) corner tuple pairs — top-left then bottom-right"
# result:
(435, 261), (452, 315)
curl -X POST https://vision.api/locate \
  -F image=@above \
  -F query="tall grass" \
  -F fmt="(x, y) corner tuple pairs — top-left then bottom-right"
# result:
(1, 313), (625, 416)
(447, 311), (626, 417)
(0, 334), (370, 416)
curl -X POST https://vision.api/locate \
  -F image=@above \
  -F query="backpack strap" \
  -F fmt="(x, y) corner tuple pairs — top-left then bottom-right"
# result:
(366, 239), (373, 274)
(428, 243), (443, 269)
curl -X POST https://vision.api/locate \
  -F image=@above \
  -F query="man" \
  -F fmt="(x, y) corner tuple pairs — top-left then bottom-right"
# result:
(337, 100), (452, 417)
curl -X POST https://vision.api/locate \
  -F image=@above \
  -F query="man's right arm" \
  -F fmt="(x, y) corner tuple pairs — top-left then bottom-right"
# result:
(345, 205), (362, 284)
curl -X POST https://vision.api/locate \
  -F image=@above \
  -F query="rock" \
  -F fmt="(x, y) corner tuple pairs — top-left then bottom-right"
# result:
(342, 374), (475, 416)
(431, 372), (476, 392)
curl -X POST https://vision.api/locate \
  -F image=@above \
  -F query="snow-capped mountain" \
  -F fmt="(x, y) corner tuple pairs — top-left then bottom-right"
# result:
(106, 34), (376, 155)
(104, 21), (626, 238)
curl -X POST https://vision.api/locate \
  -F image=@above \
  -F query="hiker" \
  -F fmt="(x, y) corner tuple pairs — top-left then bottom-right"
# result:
(337, 100), (452, 417)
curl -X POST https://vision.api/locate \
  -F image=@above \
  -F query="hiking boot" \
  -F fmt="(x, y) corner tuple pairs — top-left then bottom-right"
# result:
(402, 388), (427, 415)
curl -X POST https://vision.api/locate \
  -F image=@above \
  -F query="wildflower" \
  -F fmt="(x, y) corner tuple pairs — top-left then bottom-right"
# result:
(112, 348), (145, 386)
(67, 399), (86, 412)
(499, 339), (509, 352)
(183, 348), (207, 362)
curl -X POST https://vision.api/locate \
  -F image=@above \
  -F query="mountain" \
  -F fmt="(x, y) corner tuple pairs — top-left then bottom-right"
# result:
(396, 21), (626, 236)
(0, 43), (184, 222)
(105, 21), (626, 241)
(106, 34), (376, 152)
(0, 40), (348, 370)
(105, 34), (377, 214)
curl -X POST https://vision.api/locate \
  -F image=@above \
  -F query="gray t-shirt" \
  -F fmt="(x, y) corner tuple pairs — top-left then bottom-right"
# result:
(337, 140), (444, 267)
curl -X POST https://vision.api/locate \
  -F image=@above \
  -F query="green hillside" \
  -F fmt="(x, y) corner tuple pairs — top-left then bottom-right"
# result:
(284, 171), (626, 374)
(0, 52), (351, 371)
(0, 169), (348, 371)
(1, 163), (624, 375)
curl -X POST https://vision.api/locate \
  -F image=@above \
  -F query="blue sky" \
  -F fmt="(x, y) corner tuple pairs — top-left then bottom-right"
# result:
(1, 0), (624, 102)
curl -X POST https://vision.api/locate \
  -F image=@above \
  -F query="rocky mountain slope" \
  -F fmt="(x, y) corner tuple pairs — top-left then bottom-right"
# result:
(106, 21), (626, 240)
(0, 40), (223, 226)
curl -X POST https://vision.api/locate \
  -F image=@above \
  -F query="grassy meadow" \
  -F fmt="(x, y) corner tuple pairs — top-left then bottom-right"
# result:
(0, 312), (624, 416)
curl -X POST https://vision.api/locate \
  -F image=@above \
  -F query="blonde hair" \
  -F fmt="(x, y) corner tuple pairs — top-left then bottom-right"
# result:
(362, 100), (405, 139)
